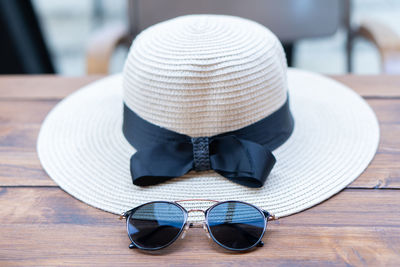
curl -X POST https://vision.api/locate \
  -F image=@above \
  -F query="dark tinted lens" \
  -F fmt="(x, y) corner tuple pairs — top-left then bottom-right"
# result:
(127, 202), (185, 249)
(207, 202), (266, 250)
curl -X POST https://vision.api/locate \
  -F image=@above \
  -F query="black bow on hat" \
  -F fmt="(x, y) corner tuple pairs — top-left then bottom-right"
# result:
(123, 99), (294, 188)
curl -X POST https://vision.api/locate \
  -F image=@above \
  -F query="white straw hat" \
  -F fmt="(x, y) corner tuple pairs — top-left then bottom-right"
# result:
(37, 15), (379, 218)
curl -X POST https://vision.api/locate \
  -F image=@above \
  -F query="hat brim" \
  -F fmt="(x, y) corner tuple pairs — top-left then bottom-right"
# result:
(37, 68), (379, 217)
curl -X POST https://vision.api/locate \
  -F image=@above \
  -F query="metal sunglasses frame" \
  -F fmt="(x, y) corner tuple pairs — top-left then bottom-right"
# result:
(119, 199), (277, 251)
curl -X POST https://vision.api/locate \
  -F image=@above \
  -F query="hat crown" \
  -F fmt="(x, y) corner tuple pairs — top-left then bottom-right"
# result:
(123, 15), (288, 137)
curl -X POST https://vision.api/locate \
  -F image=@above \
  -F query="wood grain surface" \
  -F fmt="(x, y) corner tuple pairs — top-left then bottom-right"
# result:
(0, 75), (399, 266)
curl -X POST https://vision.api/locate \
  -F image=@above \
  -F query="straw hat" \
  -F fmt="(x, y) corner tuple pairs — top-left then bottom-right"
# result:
(37, 15), (379, 217)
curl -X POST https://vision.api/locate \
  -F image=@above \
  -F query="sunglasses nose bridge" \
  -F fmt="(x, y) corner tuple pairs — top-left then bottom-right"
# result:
(181, 209), (211, 239)
(180, 222), (190, 239)
(202, 222), (211, 239)
(187, 209), (205, 214)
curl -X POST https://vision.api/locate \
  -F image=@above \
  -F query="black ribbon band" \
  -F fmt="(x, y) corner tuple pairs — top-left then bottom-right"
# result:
(123, 98), (294, 188)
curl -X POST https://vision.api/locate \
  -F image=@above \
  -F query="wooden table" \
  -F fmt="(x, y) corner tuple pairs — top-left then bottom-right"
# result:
(0, 75), (399, 266)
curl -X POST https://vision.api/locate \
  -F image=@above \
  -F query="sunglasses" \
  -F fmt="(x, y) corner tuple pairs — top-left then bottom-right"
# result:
(119, 199), (276, 251)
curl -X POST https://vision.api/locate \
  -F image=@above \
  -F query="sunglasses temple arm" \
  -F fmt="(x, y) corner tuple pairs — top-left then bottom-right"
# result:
(255, 210), (277, 247)
(119, 213), (126, 220)
(119, 209), (135, 220)
(263, 210), (278, 221)
(256, 240), (264, 247)
(118, 212), (138, 249)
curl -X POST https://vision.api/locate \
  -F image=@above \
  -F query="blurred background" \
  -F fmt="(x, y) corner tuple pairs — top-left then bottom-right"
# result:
(1, 0), (399, 75)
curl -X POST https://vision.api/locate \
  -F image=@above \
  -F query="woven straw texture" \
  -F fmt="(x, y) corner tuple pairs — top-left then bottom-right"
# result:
(37, 15), (379, 218)
(123, 15), (287, 137)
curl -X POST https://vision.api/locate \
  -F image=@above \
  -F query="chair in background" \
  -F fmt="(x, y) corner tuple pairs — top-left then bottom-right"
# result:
(86, 0), (400, 74)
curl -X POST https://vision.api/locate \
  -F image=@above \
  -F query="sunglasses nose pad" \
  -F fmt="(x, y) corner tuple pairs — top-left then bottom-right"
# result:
(203, 223), (211, 239)
(181, 222), (190, 239)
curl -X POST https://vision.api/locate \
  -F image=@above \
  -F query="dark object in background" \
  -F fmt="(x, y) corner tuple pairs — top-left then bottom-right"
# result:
(0, 0), (54, 74)
(282, 44), (294, 67)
